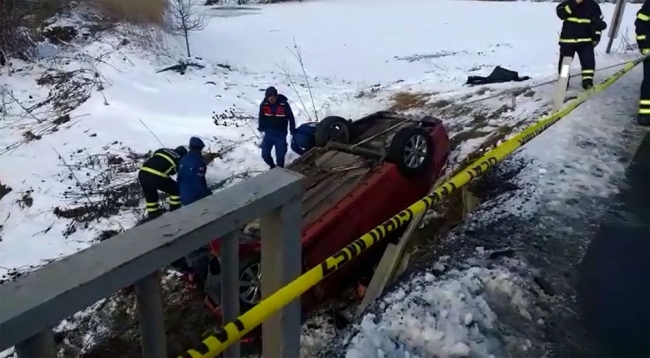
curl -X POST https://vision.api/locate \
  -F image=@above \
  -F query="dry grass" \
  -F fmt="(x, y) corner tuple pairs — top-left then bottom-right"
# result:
(389, 92), (435, 112)
(90, 0), (168, 26)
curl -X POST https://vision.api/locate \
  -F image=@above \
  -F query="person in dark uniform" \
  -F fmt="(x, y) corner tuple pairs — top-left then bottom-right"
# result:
(178, 137), (212, 205)
(173, 137), (213, 283)
(556, 0), (607, 89)
(290, 122), (318, 155)
(636, 0), (650, 126)
(258, 86), (296, 169)
(138, 146), (187, 220)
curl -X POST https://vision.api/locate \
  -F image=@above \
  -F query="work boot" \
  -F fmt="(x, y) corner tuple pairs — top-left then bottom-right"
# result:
(638, 114), (650, 126)
(582, 79), (593, 90)
(169, 203), (181, 212)
(147, 210), (163, 221)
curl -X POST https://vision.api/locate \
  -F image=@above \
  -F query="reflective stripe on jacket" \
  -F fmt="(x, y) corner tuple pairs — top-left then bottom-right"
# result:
(556, 0), (606, 44)
(636, 1), (650, 53)
(140, 148), (181, 178)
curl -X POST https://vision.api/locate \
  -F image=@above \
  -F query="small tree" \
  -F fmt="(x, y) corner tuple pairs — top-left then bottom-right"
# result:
(167, 0), (207, 58)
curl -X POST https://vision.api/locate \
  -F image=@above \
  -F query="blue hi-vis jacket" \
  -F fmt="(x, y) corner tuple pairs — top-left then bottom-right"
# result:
(178, 150), (212, 206)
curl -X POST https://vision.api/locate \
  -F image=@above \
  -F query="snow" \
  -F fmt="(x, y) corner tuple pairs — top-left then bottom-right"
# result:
(345, 265), (532, 358)
(339, 69), (646, 358)
(0, 0), (645, 356)
(479, 64), (647, 224)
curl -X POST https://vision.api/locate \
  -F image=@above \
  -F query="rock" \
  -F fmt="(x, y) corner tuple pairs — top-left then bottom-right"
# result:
(488, 248), (516, 260)
(534, 276), (555, 296)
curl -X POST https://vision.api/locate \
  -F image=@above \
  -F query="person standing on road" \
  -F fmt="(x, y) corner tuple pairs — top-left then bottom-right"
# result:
(636, 0), (650, 126)
(258, 86), (296, 169)
(178, 136), (213, 206)
(138, 146), (187, 220)
(555, 0), (607, 90)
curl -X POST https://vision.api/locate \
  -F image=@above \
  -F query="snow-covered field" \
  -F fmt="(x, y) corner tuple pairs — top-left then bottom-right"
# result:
(0, 0), (644, 356)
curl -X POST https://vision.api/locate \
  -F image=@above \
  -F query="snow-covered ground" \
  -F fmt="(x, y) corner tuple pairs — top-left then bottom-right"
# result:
(324, 44), (646, 358)
(0, 0), (644, 356)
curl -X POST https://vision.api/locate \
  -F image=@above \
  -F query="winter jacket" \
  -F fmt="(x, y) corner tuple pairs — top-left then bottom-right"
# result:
(178, 150), (212, 206)
(140, 147), (186, 178)
(636, 1), (650, 54)
(258, 94), (296, 136)
(291, 122), (318, 155)
(556, 0), (607, 45)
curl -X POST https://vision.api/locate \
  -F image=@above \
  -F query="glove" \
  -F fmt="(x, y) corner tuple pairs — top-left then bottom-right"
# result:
(643, 48), (650, 55)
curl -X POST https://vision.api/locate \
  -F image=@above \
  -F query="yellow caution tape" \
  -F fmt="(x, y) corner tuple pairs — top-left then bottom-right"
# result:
(180, 55), (646, 358)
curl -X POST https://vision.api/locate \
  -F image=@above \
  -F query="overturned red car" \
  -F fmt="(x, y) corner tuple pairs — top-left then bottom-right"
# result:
(183, 111), (450, 319)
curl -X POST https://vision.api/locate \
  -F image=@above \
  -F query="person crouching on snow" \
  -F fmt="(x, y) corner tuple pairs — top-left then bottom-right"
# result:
(258, 86), (296, 169)
(178, 137), (213, 206)
(173, 136), (214, 288)
(138, 145), (187, 221)
(291, 121), (318, 155)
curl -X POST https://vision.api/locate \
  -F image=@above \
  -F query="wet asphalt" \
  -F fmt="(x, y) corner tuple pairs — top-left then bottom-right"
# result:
(577, 132), (650, 358)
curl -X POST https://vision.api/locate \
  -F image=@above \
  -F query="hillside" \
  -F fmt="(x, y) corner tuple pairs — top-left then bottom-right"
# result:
(0, 0), (644, 356)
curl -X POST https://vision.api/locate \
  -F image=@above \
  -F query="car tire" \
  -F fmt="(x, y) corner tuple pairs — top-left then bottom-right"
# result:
(314, 116), (351, 147)
(238, 255), (262, 311)
(387, 127), (434, 178)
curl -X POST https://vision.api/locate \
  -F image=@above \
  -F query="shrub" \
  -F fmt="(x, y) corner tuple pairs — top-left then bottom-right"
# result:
(89, 0), (168, 26)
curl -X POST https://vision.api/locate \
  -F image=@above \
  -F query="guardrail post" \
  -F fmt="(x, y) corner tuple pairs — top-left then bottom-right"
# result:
(554, 56), (573, 112)
(14, 329), (56, 358)
(221, 231), (240, 358)
(259, 194), (302, 358)
(134, 271), (167, 358)
(606, 0), (627, 54)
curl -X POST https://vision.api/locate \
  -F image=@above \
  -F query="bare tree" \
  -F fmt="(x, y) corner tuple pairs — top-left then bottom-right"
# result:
(1, 0), (34, 65)
(166, 0), (207, 58)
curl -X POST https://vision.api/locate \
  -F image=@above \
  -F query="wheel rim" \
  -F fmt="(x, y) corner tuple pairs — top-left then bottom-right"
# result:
(239, 263), (261, 304)
(327, 124), (349, 143)
(403, 134), (428, 169)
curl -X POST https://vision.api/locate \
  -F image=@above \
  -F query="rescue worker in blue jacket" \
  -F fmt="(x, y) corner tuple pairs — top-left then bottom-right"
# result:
(291, 122), (318, 155)
(138, 146), (187, 220)
(258, 86), (296, 168)
(636, 0), (650, 126)
(178, 137), (212, 206)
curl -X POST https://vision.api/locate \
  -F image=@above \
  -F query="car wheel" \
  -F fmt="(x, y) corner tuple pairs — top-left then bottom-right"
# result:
(314, 116), (351, 147)
(239, 257), (262, 309)
(387, 127), (434, 178)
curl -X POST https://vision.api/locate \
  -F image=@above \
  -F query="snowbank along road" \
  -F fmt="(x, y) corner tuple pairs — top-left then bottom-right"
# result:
(0, 0), (645, 356)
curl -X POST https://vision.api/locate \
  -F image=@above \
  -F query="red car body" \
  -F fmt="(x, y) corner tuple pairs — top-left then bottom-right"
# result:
(202, 112), (450, 318)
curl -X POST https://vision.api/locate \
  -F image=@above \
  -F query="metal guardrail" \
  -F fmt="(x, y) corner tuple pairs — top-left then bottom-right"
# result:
(0, 168), (304, 358)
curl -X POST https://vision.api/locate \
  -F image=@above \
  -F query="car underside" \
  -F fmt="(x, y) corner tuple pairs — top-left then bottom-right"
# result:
(180, 111), (450, 328)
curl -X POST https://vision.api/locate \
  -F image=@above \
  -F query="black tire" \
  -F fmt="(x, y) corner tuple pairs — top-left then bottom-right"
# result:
(387, 127), (434, 178)
(314, 116), (351, 147)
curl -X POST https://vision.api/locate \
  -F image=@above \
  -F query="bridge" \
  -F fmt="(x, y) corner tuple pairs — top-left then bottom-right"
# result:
(0, 168), (305, 358)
